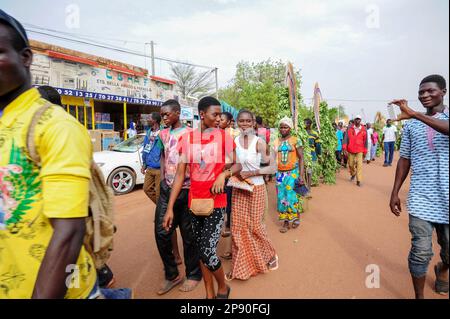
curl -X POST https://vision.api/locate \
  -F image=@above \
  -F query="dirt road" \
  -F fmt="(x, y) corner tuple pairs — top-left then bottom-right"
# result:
(109, 155), (447, 299)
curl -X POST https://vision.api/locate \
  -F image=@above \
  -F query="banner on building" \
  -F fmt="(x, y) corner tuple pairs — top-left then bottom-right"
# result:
(31, 53), (173, 105)
(285, 62), (298, 130)
(313, 82), (322, 133)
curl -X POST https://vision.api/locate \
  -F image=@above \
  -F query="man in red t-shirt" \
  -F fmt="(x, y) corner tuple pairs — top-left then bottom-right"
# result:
(343, 115), (368, 187)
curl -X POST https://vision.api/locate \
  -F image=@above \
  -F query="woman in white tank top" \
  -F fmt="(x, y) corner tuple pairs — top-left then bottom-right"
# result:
(225, 110), (279, 281)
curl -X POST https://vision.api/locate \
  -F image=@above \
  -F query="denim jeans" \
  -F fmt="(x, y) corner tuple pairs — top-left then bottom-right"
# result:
(384, 142), (395, 165)
(87, 280), (132, 299)
(408, 215), (449, 278)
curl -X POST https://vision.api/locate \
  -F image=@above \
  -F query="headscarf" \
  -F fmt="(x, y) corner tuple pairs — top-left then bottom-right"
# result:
(279, 117), (294, 129)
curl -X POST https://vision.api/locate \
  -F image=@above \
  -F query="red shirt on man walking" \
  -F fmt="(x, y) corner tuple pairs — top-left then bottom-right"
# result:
(343, 116), (368, 186)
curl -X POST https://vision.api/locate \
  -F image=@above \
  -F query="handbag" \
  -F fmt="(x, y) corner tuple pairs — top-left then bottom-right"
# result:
(227, 176), (254, 192)
(191, 198), (215, 217)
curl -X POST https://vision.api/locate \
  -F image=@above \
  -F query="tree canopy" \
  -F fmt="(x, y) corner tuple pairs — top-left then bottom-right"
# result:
(219, 59), (302, 127)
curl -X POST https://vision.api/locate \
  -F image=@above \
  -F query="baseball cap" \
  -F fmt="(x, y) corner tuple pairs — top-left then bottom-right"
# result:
(354, 114), (362, 120)
(0, 9), (29, 48)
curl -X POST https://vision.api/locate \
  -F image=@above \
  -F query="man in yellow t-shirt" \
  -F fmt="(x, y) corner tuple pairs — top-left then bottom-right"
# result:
(0, 10), (97, 299)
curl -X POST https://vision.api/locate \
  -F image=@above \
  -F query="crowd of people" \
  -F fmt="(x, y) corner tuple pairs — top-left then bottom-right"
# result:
(331, 115), (401, 187)
(143, 98), (302, 298)
(0, 10), (448, 300)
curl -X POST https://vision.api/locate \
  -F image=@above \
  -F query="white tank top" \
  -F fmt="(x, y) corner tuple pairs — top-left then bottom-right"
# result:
(235, 135), (265, 186)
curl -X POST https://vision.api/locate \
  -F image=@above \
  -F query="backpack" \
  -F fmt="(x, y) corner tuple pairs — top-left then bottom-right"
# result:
(26, 103), (115, 270)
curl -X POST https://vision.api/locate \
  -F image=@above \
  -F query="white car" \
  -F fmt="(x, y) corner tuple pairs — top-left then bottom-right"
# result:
(94, 134), (147, 195)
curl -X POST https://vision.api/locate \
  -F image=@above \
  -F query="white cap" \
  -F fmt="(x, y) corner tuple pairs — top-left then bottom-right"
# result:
(354, 114), (362, 120)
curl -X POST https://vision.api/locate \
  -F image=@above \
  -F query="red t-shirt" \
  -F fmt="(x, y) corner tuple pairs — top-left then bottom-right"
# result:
(178, 129), (236, 209)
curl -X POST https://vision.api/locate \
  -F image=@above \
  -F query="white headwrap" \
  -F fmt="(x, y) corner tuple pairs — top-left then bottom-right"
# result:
(279, 116), (294, 129)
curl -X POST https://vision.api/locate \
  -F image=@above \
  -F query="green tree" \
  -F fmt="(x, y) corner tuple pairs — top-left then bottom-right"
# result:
(329, 105), (347, 123)
(219, 59), (302, 127)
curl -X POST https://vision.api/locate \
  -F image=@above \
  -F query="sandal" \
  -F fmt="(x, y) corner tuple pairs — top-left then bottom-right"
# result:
(157, 277), (183, 295)
(292, 219), (300, 229)
(221, 252), (232, 260)
(434, 264), (449, 295)
(279, 221), (289, 233)
(216, 285), (231, 299)
(268, 255), (279, 271)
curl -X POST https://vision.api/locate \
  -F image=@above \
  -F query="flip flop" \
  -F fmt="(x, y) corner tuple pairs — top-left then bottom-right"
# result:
(216, 285), (231, 299)
(292, 219), (300, 229)
(157, 277), (183, 295)
(279, 221), (290, 233)
(225, 272), (233, 282)
(268, 255), (279, 271)
(434, 264), (449, 295)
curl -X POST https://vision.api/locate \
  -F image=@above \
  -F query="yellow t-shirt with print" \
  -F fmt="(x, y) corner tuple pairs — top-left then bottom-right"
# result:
(0, 88), (96, 299)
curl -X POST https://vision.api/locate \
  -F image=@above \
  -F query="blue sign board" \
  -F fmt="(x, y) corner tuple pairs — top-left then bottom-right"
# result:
(52, 87), (164, 107)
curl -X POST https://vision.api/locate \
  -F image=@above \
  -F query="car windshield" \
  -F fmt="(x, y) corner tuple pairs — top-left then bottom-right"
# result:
(112, 135), (145, 153)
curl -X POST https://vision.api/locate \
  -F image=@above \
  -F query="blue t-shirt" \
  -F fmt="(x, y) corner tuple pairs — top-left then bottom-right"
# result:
(336, 130), (344, 151)
(399, 110), (449, 224)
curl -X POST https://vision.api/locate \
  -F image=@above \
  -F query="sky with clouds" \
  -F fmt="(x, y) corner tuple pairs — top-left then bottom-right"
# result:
(1, 0), (449, 121)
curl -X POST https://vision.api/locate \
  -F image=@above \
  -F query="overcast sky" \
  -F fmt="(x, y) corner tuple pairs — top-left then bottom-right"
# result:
(2, 0), (449, 121)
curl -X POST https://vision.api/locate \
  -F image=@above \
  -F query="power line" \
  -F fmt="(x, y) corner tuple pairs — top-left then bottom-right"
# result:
(303, 97), (419, 102)
(26, 28), (216, 70)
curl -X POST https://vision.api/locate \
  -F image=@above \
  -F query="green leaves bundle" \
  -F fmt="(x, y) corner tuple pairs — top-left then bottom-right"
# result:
(317, 101), (338, 184)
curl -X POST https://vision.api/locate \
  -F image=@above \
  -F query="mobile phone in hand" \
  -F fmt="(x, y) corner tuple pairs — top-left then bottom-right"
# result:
(387, 103), (397, 120)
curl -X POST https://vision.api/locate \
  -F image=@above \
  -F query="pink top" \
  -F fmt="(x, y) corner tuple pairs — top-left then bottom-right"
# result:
(372, 131), (379, 144)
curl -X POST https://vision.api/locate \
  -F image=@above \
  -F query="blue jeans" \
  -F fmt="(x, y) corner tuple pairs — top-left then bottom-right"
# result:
(408, 215), (449, 278)
(384, 142), (395, 165)
(87, 280), (133, 299)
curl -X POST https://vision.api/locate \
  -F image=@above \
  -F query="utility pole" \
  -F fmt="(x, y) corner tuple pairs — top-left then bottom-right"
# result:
(150, 41), (156, 76)
(214, 68), (219, 99)
(144, 42), (156, 76)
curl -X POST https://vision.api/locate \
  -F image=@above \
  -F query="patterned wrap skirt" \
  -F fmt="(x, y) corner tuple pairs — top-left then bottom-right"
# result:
(230, 184), (277, 280)
(276, 167), (304, 223)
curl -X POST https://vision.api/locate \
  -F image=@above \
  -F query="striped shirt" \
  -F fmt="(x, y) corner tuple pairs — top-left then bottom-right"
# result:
(399, 110), (449, 224)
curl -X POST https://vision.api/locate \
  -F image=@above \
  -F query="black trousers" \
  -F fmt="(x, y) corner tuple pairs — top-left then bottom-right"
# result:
(335, 150), (342, 163)
(154, 181), (202, 281)
(225, 186), (233, 229)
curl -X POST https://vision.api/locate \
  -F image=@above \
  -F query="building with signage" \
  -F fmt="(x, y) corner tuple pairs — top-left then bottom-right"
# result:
(30, 40), (190, 140)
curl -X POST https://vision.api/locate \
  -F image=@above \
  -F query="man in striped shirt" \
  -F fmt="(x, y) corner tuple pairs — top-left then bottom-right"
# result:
(390, 74), (449, 299)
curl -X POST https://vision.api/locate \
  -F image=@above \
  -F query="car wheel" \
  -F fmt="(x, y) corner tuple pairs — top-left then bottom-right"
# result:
(108, 167), (136, 195)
